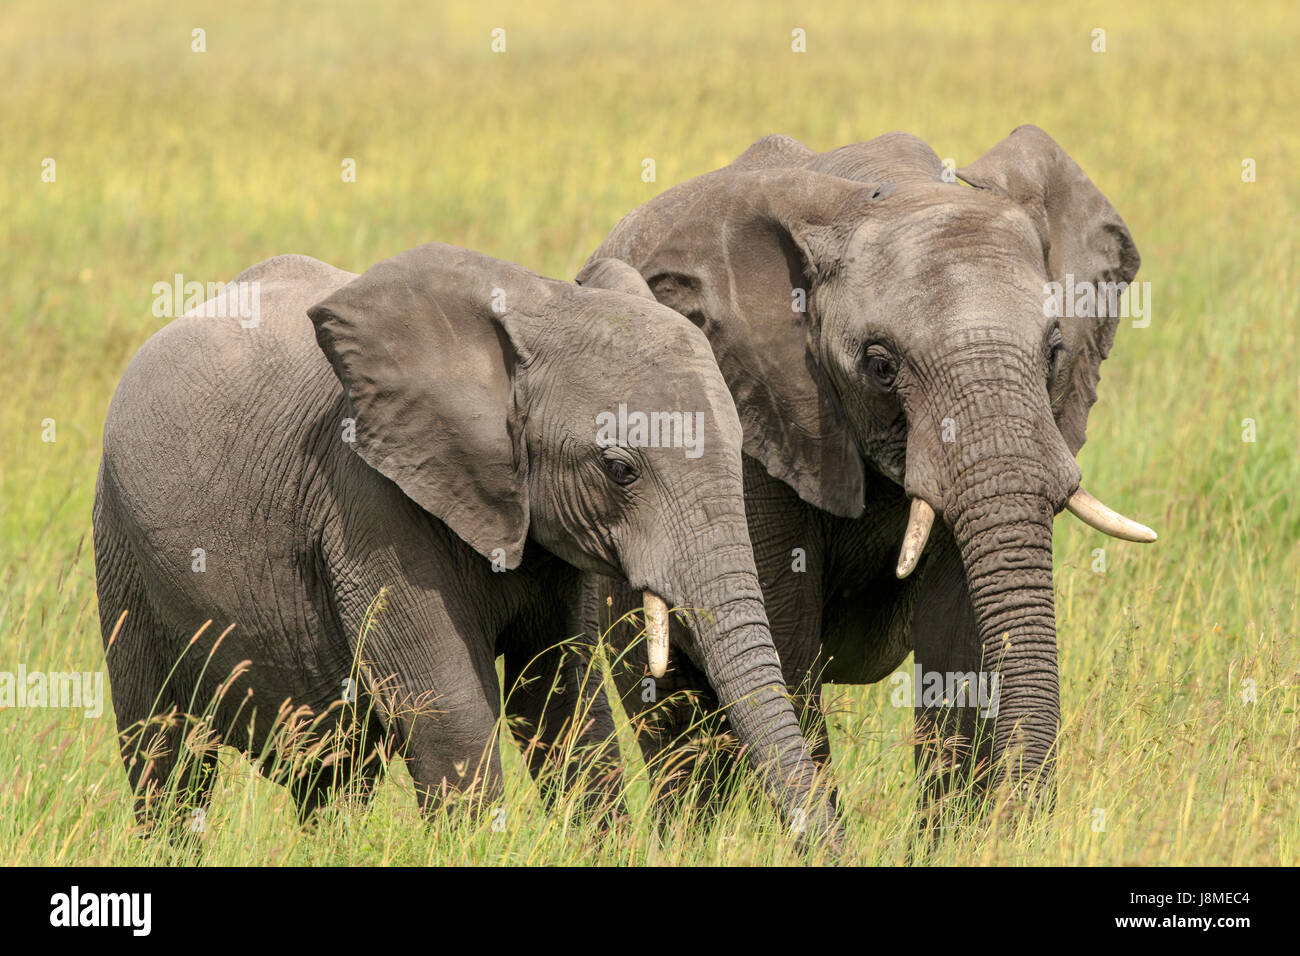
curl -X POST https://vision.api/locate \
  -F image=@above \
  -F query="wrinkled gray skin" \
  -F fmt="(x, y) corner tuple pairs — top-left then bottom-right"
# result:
(580, 127), (1144, 811)
(94, 242), (838, 843)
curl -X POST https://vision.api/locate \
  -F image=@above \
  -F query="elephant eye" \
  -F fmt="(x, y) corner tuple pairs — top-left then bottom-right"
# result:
(600, 446), (639, 486)
(862, 345), (899, 390)
(1046, 326), (1067, 378)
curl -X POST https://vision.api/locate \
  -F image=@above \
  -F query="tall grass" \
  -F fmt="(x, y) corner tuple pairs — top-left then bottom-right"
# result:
(1, 0), (1296, 864)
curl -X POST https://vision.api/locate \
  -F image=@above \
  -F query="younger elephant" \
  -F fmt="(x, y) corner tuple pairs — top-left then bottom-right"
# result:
(94, 243), (837, 843)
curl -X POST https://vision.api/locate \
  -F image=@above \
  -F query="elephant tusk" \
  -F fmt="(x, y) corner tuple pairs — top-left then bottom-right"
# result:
(896, 498), (936, 579)
(643, 592), (670, 678)
(1065, 487), (1158, 543)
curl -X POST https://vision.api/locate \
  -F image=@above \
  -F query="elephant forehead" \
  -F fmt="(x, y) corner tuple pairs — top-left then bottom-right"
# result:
(556, 301), (724, 384)
(584, 358), (741, 434)
(841, 203), (1047, 309)
(850, 183), (1043, 257)
(536, 307), (736, 429)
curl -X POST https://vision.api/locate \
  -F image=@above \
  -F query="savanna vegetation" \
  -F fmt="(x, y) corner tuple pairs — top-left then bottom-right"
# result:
(1, 0), (1296, 864)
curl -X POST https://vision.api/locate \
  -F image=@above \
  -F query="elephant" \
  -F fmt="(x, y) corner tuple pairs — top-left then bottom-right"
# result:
(579, 126), (1157, 815)
(93, 241), (840, 845)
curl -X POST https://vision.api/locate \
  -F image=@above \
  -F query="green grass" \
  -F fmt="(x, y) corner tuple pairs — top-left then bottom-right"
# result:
(1, 0), (1296, 865)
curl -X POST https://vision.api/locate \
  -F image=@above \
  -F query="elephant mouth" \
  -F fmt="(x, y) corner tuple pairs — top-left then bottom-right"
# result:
(893, 486), (1156, 580)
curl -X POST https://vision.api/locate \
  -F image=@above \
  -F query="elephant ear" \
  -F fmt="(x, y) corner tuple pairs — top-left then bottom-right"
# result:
(308, 242), (554, 569)
(574, 257), (656, 300)
(958, 125), (1141, 455)
(632, 168), (877, 518)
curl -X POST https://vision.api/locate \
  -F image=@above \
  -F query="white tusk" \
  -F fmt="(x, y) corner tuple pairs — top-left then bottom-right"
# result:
(896, 498), (936, 579)
(1065, 487), (1158, 543)
(643, 592), (670, 678)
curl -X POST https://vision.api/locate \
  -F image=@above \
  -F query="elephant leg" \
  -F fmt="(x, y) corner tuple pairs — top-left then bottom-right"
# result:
(120, 709), (220, 842)
(281, 705), (392, 824)
(396, 685), (504, 819)
(909, 524), (996, 820)
(328, 579), (506, 821)
(97, 541), (219, 839)
(500, 612), (626, 825)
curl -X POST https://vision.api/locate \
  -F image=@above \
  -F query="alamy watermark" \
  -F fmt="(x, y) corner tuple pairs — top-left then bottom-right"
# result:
(50, 886), (150, 936)
(1043, 274), (1151, 328)
(889, 664), (1001, 717)
(595, 403), (704, 459)
(0, 666), (103, 718)
(153, 274), (261, 328)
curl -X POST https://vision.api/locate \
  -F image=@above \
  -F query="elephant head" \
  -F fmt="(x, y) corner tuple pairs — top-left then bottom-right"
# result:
(590, 127), (1155, 794)
(307, 243), (838, 841)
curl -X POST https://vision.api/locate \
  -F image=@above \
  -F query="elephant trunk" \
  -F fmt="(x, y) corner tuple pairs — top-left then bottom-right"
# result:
(948, 473), (1060, 792)
(670, 539), (840, 846)
(904, 338), (1079, 800)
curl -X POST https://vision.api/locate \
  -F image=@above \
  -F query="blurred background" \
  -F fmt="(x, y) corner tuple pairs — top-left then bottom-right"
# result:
(1, 0), (1296, 864)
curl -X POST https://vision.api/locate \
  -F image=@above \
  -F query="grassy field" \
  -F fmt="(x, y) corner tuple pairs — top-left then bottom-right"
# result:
(1, 0), (1296, 865)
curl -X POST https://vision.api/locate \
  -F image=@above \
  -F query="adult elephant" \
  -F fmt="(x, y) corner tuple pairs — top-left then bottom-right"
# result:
(94, 243), (838, 845)
(581, 126), (1157, 814)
